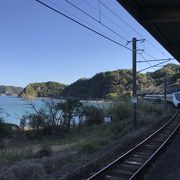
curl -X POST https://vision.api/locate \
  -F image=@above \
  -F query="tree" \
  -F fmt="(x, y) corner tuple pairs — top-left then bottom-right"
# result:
(20, 102), (48, 131)
(56, 98), (84, 130)
(21, 98), (85, 132)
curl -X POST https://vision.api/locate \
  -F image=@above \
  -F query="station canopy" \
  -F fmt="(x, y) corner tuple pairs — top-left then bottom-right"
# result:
(117, 0), (180, 63)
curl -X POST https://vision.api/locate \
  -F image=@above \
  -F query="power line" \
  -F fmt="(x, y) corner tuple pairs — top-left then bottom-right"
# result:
(85, 0), (169, 61)
(65, 0), (128, 42)
(35, 0), (132, 51)
(36, 0), (176, 76)
(143, 50), (156, 59)
(137, 58), (175, 63)
(99, 0), (142, 38)
(83, 0), (133, 38)
(46, 0), (112, 39)
(138, 54), (157, 71)
(98, 0), (169, 57)
(97, 0), (101, 23)
(138, 60), (171, 72)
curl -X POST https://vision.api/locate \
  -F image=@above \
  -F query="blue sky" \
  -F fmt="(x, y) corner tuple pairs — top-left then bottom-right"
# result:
(0, 0), (178, 87)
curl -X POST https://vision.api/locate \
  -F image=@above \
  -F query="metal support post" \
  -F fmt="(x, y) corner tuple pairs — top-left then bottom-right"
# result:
(132, 38), (137, 128)
(164, 72), (167, 109)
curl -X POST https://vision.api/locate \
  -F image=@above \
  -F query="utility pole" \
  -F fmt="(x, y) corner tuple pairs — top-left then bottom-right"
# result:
(127, 38), (145, 129)
(164, 72), (167, 109)
(132, 38), (137, 129)
(128, 38), (145, 129)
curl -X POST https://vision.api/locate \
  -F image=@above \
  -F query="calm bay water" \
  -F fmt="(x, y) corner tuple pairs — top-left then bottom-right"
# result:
(0, 96), (46, 125)
(0, 96), (110, 125)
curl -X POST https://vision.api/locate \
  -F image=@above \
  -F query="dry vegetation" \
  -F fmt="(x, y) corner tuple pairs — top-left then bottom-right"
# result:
(0, 100), (175, 180)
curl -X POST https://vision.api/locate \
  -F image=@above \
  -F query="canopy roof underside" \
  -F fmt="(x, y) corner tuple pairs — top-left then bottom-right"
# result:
(117, 0), (180, 62)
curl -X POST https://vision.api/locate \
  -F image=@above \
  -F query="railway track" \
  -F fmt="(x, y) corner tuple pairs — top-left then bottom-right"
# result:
(87, 110), (179, 180)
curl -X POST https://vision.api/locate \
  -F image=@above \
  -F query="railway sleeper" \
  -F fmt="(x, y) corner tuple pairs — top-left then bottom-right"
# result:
(158, 133), (169, 137)
(132, 153), (148, 158)
(148, 140), (164, 146)
(167, 124), (177, 128)
(164, 127), (176, 132)
(144, 144), (159, 150)
(134, 151), (152, 156)
(124, 160), (143, 166)
(128, 156), (147, 163)
(104, 175), (125, 180)
(116, 163), (141, 171)
(109, 170), (131, 179)
(134, 149), (154, 156)
(153, 138), (166, 143)
(112, 168), (134, 176)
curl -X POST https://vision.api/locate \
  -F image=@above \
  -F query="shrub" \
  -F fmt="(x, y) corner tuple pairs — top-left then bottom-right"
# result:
(79, 140), (100, 154)
(109, 118), (132, 137)
(0, 119), (13, 140)
(84, 106), (104, 126)
(109, 101), (131, 121)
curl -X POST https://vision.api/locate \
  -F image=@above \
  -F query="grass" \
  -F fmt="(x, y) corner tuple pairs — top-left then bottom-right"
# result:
(0, 146), (34, 166)
(79, 140), (101, 154)
(0, 102), (174, 179)
(109, 118), (133, 138)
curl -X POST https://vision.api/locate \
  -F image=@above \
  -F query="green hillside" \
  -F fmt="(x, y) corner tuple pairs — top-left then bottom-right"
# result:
(146, 63), (180, 93)
(61, 69), (153, 99)
(19, 81), (66, 98)
(147, 63), (180, 85)
(18, 63), (179, 99)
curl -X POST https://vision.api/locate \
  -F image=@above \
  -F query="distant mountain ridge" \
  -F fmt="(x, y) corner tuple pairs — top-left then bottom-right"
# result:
(18, 63), (180, 99)
(0, 85), (23, 95)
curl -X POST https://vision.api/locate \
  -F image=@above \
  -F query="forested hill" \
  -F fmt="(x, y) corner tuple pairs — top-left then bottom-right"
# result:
(61, 69), (153, 99)
(147, 63), (180, 93)
(19, 81), (66, 98)
(147, 63), (180, 85)
(18, 63), (179, 99)
(61, 63), (179, 99)
(0, 85), (23, 95)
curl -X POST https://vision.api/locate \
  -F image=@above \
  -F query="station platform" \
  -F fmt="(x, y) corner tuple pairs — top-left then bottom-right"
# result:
(144, 113), (180, 180)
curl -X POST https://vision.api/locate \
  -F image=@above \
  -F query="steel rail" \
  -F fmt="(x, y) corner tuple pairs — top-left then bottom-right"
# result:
(87, 110), (178, 180)
(130, 110), (180, 179)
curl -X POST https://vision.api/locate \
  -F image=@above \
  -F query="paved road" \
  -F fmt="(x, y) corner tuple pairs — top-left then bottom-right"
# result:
(144, 114), (180, 180)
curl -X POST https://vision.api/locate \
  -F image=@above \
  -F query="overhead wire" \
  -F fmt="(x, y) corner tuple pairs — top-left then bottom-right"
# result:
(138, 60), (172, 72)
(143, 51), (157, 59)
(137, 58), (175, 63)
(36, 0), (176, 75)
(65, 0), (128, 42)
(35, 0), (133, 51)
(84, 0), (174, 67)
(83, 0), (133, 38)
(98, 0), (169, 58)
(96, 0), (175, 72)
(46, 0), (114, 40)
(71, 1), (177, 83)
(138, 53), (157, 71)
(97, 0), (101, 23)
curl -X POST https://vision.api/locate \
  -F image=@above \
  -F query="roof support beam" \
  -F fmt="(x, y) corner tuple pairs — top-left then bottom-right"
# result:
(141, 7), (180, 22)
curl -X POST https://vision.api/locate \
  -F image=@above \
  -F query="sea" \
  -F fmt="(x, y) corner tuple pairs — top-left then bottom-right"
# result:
(0, 96), (47, 125)
(0, 96), (111, 125)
